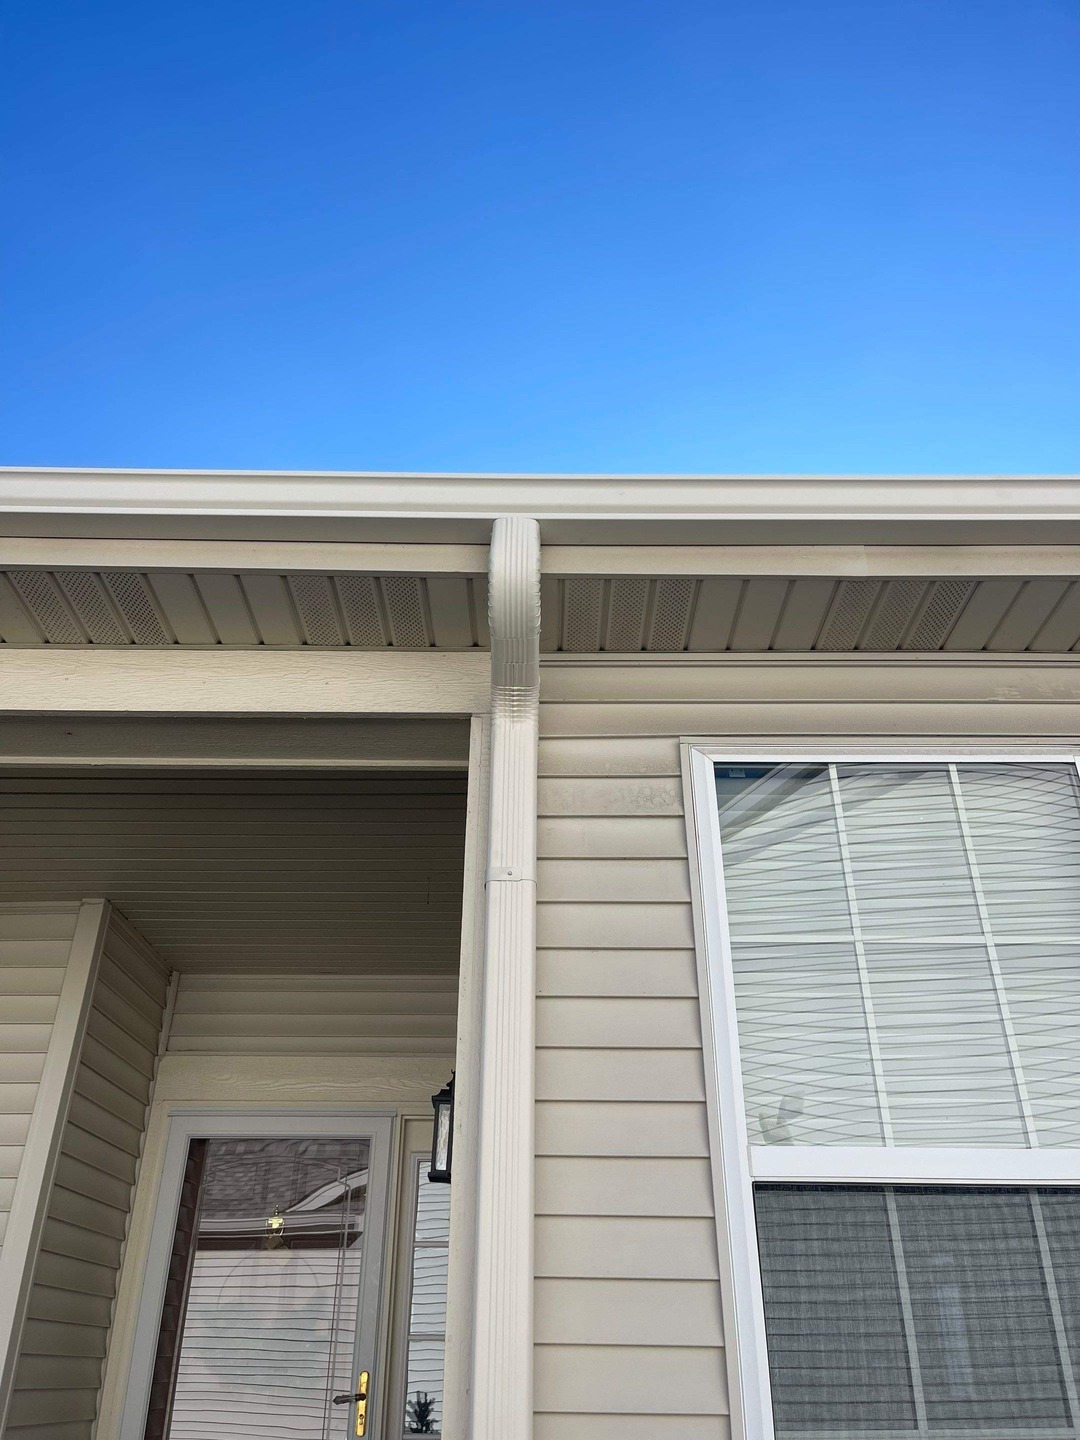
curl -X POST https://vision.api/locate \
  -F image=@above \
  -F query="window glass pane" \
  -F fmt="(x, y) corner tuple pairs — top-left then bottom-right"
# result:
(999, 944), (1080, 1147)
(734, 940), (882, 1146)
(716, 760), (1080, 1148)
(165, 1137), (369, 1440)
(410, 1249), (449, 1332)
(756, 1184), (1080, 1438)
(404, 1340), (445, 1435)
(867, 943), (1026, 1147)
(755, 1184), (917, 1432)
(402, 1165), (448, 1437)
(960, 763), (1080, 937)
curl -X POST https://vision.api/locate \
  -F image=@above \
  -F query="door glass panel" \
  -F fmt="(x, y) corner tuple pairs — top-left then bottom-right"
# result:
(158, 1136), (370, 1440)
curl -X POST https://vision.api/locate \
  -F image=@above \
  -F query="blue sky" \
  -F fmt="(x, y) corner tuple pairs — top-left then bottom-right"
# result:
(2, 0), (1078, 473)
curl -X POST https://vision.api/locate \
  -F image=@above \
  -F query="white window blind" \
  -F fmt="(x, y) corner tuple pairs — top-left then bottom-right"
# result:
(715, 762), (1080, 1149)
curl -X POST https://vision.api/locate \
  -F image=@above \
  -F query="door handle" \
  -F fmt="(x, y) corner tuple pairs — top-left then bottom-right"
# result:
(332, 1372), (370, 1436)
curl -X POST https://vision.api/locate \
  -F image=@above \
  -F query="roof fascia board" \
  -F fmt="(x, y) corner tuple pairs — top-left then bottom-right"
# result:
(3, 469), (1080, 545)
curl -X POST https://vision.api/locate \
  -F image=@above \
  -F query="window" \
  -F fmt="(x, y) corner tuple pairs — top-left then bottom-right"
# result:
(689, 754), (1080, 1440)
(400, 1158), (449, 1436)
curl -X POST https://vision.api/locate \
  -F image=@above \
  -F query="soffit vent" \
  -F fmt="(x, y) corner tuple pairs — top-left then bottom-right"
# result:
(903, 579), (976, 651)
(102, 572), (172, 645)
(647, 578), (696, 651)
(818, 579), (882, 651)
(291, 574), (345, 647)
(56, 571), (130, 645)
(9, 570), (85, 644)
(0, 568), (1072, 653)
(860, 579), (926, 651)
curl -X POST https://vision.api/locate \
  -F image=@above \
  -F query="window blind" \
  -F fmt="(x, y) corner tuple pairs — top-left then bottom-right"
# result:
(716, 762), (1080, 1148)
(756, 1184), (1080, 1438)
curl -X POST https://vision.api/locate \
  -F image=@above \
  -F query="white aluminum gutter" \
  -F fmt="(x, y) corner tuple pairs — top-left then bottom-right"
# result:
(2, 468), (1080, 544)
(469, 517), (541, 1438)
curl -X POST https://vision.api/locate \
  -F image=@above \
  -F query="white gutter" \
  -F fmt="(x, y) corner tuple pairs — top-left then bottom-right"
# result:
(469, 517), (541, 1438)
(2, 468), (1080, 544)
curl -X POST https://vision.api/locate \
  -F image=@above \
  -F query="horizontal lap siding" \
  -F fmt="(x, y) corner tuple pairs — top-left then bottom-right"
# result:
(0, 907), (79, 1258)
(537, 655), (1080, 1440)
(168, 971), (458, 1056)
(6, 914), (168, 1440)
(536, 667), (726, 1438)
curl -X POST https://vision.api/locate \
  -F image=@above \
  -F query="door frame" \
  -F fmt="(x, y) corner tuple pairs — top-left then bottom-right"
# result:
(117, 1106), (396, 1440)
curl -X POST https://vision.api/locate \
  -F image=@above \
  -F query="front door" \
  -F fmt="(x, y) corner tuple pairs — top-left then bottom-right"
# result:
(133, 1118), (393, 1440)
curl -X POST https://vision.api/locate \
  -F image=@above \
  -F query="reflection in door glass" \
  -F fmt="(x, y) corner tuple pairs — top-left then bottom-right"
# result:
(152, 1137), (370, 1440)
(403, 1163), (450, 1435)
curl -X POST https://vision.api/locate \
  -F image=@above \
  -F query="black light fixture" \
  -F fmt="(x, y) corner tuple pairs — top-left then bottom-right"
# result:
(429, 1074), (455, 1184)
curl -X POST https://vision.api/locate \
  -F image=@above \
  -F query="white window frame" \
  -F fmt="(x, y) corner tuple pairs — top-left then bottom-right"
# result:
(683, 743), (1080, 1440)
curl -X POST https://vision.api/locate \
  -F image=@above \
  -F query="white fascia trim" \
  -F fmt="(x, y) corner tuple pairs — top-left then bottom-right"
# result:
(2, 469), (1080, 544)
(469, 516), (541, 1439)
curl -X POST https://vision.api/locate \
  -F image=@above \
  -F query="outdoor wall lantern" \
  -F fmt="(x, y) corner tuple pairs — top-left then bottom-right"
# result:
(429, 1074), (455, 1184)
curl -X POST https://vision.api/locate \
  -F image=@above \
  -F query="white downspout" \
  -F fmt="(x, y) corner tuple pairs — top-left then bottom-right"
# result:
(470, 515), (541, 1438)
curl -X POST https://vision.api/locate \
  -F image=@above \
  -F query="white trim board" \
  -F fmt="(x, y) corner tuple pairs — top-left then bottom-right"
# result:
(0, 647), (489, 714)
(3, 468), (1080, 544)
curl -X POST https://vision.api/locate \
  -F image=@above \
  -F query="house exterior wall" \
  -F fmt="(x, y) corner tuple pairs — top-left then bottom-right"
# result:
(2, 908), (168, 1440)
(166, 972), (458, 1057)
(0, 905), (82, 1259)
(533, 653), (1080, 1440)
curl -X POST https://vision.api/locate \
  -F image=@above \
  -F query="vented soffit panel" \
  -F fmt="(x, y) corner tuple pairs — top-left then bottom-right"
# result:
(2, 568), (1080, 654)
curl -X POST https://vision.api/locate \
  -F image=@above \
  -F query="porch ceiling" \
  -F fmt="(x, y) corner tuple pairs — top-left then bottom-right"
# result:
(1, 566), (1079, 653)
(0, 770), (467, 973)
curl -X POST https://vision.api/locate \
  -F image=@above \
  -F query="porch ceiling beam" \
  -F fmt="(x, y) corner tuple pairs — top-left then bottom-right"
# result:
(0, 647), (489, 714)
(469, 515), (541, 1439)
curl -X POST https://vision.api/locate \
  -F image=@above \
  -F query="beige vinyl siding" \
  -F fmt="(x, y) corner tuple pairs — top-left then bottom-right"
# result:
(535, 668), (726, 1440)
(5, 911), (168, 1440)
(0, 906), (80, 1258)
(168, 971), (458, 1056)
(536, 655), (1080, 1440)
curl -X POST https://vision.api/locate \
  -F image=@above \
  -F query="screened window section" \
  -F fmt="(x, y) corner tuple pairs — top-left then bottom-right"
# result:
(710, 759), (1080, 1439)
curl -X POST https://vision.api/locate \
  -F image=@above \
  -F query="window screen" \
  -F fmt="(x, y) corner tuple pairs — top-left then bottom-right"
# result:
(715, 762), (1080, 1148)
(756, 1184), (1080, 1437)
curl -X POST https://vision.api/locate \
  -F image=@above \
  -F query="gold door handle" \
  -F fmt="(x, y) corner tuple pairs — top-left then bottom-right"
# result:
(332, 1372), (370, 1436)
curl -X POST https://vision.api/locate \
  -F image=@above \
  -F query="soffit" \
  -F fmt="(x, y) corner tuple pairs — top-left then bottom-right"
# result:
(0, 770), (467, 973)
(1, 566), (1079, 654)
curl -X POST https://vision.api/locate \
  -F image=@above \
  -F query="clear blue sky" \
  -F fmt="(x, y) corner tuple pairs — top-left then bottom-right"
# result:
(3, 0), (1078, 473)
